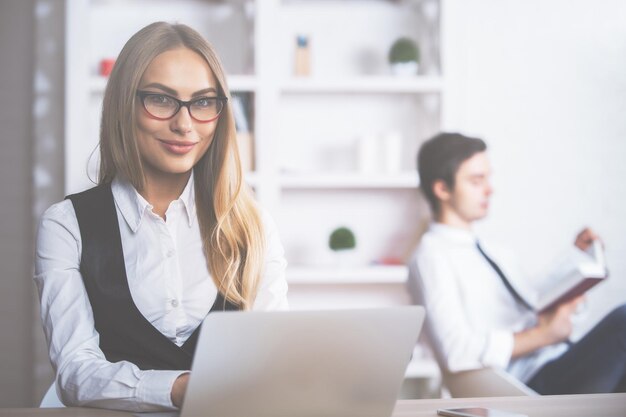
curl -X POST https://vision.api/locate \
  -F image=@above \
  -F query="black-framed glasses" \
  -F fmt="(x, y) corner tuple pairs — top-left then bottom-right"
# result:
(136, 91), (228, 123)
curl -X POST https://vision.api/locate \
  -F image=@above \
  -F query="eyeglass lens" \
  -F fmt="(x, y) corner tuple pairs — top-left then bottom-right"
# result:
(142, 94), (223, 121)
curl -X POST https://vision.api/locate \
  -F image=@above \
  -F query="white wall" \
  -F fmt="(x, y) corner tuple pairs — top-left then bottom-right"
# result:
(443, 0), (626, 335)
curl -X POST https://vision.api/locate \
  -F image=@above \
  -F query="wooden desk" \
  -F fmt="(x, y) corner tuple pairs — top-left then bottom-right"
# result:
(393, 393), (626, 417)
(0, 409), (129, 417)
(1, 394), (624, 417)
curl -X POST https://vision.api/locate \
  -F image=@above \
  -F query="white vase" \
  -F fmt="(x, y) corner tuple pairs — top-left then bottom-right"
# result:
(390, 61), (419, 76)
(334, 249), (358, 267)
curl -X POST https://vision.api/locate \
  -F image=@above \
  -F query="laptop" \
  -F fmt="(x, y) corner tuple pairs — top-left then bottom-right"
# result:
(139, 306), (424, 417)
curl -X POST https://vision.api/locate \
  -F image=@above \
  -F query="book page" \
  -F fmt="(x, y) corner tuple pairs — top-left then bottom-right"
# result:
(536, 244), (607, 313)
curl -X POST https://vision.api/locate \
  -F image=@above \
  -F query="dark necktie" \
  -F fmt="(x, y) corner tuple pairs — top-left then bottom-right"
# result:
(476, 241), (535, 312)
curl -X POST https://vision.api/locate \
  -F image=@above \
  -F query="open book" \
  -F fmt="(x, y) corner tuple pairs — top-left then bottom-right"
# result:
(536, 241), (608, 314)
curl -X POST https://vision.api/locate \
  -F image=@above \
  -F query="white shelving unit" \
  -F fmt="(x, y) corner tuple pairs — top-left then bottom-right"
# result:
(279, 172), (419, 189)
(287, 265), (408, 284)
(65, 0), (445, 386)
(280, 76), (443, 94)
(268, 0), (442, 287)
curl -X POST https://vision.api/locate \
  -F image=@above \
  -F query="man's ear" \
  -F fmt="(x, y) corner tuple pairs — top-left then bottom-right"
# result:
(432, 179), (451, 202)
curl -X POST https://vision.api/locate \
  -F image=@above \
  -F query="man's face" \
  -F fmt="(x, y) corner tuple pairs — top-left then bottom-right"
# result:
(445, 151), (493, 223)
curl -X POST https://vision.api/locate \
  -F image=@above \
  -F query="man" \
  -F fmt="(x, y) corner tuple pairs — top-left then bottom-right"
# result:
(409, 132), (626, 394)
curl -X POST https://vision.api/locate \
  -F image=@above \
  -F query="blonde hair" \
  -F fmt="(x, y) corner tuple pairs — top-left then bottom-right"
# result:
(99, 22), (264, 310)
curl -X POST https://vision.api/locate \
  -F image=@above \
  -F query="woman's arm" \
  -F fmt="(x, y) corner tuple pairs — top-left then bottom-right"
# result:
(170, 373), (189, 407)
(35, 201), (185, 412)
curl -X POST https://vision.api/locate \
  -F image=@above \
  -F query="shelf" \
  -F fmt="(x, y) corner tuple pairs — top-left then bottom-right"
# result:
(287, 265), (408, 284)
(279, 172), (419, 189)
(89, 74), (257, 94)
(280, 76), (443, 94)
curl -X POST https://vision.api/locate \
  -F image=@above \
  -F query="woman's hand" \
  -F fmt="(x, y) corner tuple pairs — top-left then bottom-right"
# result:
(171, 373), (190, 408)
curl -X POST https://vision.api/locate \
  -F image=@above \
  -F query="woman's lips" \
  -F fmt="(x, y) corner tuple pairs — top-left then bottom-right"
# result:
(158, 139), (198, 155)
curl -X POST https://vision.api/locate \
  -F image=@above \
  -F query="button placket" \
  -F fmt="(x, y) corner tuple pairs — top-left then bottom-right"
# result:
(165, 204), (187, 341)
(156, 220), (178, 341)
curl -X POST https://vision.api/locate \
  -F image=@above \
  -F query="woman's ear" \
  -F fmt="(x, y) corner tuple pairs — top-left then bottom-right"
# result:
(432, 179), (451, 203)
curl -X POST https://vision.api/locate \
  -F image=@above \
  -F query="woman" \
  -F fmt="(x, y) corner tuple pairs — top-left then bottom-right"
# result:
(35, 22), (288, 411)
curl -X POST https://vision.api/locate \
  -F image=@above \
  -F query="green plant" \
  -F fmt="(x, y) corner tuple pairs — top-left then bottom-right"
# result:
(388, 37), (420, 64)
(329, 227), (356, 251)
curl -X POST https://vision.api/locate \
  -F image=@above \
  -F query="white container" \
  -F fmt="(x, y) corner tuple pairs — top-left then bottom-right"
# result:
(357, 134), (379, 174)
(382, 131), (403, 174)
(390, 61), (419, 76)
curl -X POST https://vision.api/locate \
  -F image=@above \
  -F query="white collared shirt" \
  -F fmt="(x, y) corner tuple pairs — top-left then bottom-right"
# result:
(34, 176), (288, 411)
(409, 223), (589, 382)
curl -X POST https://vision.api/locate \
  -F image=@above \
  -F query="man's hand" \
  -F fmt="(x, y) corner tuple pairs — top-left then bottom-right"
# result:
(512, 296), (584, 359)
(536, 295), (584, 345)
(574, 227), (600, 252)
(171, 373), (190, 408)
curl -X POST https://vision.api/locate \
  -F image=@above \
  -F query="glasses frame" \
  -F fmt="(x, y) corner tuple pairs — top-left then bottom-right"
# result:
(136, 91), (228, 123)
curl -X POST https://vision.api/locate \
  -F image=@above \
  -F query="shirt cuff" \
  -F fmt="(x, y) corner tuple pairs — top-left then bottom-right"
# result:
(136, 370), (188, 410)
(482, 330), (514, 369)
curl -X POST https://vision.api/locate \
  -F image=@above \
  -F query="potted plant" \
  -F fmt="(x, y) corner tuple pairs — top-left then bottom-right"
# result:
(388, 37), (420, 76)
(329, 226), (357, 266)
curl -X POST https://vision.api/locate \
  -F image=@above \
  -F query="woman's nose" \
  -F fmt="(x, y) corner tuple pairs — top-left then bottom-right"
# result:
(170, 106), (193, 134)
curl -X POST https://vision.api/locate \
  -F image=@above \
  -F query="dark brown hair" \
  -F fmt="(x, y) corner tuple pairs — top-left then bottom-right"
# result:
(417, 132), (487, 214)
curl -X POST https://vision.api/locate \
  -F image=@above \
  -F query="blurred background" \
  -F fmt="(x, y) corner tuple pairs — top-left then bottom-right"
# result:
(1, 0), (625, 407)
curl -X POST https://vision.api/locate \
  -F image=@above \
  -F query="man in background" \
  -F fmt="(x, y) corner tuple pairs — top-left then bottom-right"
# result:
(409, 132), (626, 394)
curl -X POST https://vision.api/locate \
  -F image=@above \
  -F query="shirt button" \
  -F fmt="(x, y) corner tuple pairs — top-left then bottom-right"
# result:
(166, 249), (175, 257)
(171, 299), (179, 308)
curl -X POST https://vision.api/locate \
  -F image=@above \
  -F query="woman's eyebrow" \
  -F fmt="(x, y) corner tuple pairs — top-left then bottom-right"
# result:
(139, 83), (218, 97)
(192, 87), (218, 97)
(140, 83), (177, 96)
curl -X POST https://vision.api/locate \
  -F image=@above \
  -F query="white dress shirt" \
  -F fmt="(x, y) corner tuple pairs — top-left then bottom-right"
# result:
(409, 223), (591, 382)
(34, 176), (288, 411)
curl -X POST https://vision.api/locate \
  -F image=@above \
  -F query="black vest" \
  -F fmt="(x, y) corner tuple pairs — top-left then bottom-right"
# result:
(66, 183), (239, 371)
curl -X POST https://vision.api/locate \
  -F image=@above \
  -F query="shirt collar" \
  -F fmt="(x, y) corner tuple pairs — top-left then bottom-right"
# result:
(111, 174), (196, 233)
(429, 222), (477, 245)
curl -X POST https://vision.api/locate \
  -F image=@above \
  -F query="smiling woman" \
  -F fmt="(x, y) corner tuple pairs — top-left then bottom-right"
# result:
(34, 22), (288, 412)
(132, 48), (222, 196)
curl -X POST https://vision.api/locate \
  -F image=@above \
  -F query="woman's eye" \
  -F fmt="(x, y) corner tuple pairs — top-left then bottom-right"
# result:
(194, 98), (216, 108)
(147, 95), (173, 106)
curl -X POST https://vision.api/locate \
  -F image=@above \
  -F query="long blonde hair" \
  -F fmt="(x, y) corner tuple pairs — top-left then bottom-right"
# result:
(99, 22), (264, 310)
